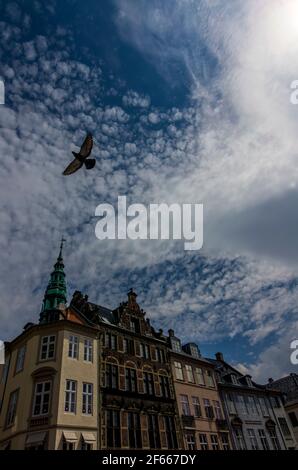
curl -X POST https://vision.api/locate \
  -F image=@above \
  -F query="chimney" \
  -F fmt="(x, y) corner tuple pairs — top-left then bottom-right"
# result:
(215, 352), (224, 361)
(268, 378), (274, 384)
(168, 329), (175, 337)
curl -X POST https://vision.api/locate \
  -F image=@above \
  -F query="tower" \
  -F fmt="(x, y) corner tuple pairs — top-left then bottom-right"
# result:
(39, 238), (67, 324)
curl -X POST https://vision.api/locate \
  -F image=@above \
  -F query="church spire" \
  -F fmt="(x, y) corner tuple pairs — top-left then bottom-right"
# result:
(39, 238), (67, 324)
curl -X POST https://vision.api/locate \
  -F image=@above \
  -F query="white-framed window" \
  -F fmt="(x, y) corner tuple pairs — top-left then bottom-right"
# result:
(259, 397), (269, 416)
(210, 434), (219, 450)
(82, 382), (93, 415)
(237, 395), (248, 414)
(33, 381), (51, 416)
(234, 428), (246, 450)
(213, 400), (223, 419)
(189, 344), (200, 358)
(6, 389), (19, 426)
(174, 361), (183, 380)
(199, 433), (208, 450)
(268, 428), (281, 450)
(205, 370), (215, 387)
(180, 394), (191, 415)
(195, 367), (205, 385)
(140, 343), (150, 359)
(248, 428), (259, 450)
(65, 380), (77, 413)
(192, 396), (202, 417)
(220, 433), (230, 450)
(226, 393), (236, 414)
(258, 429), (270, 450)
(40, 335), (55, 361)
(68, 335), (79, 359)
(231, 374), (238, 385)
(15, 345), (26, 373)
(185, 365), (194, 383)
(84, 339), (93, 362)
(186, 433), (196, 450)
(171, 339), (181, 353)
(203, 398), (214, 419)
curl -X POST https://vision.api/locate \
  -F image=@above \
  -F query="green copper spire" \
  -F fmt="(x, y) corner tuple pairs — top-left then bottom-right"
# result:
(39, 238), (67, 324)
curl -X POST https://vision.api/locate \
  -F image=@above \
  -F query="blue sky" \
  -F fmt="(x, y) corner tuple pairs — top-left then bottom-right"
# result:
(1, 0), (298, 382)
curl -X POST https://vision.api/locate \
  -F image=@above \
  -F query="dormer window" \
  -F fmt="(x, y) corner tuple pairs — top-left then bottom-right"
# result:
(231, 374), (238, 385)
(190, 344), (200, 358)
(171, 338), (181, 353)
(246, 376), (253, 387)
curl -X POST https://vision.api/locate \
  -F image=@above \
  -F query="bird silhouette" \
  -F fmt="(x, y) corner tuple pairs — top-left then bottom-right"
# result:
(63, 133), (96, 175)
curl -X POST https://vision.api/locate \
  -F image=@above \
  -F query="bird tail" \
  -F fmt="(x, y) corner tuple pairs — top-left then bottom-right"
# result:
(84, 159), (96, 170)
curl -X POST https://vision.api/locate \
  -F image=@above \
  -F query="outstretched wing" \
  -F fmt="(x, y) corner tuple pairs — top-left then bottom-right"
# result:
(79, 133), (93, 158)
(84, 158), (96, 170)
(62, 158), (83, 176)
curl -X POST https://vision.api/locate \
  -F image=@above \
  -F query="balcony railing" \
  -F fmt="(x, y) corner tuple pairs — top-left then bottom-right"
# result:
(181, 415), (195, 428)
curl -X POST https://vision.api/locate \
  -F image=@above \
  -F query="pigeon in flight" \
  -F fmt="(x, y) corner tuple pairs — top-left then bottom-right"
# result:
(63, 133), (96, 175)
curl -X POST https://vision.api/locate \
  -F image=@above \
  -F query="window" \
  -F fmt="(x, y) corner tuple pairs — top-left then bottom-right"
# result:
(143, 372), (154, 395)
(203, 398), (214, 419)
(171, 339), (181, 353)
(81, 441), (93, 450)
(205, 370), (215, 387)
(6, 390), (19, 426)
(288, 412), (298, 428)
(105, 363), (118, 389)
(194, 367), (205, 385)
(248, 429), (259, 450)
(68, 335), (79, 359)
(63, 440), (74, 451)
(84, 339), (93, 362)
(189, 344), (200, 358)
(164, 416), (177, 449)
(231, 374), (238, 385)
(105, 333), (117, 350)
(186, 434), (196, 450)
(65, 380), (77, 413)
(211, 434), (219, 450)
(272, 396), (280, 408)
(185, 365), (194, 383)
(159, 375), (170, 398)
(226, 393), (236, 414)
(236, 395), (248, 414)
(247, 396), (258, 415)
(278, 417), (291, 437)
(259, 397), (269, 416)
(199, 433), (208, 450)
(130, 317), (140, 333)
(213, 401), (223, 419)
(148, 414), (160, 449)
(33, 381), (51, 416)
(192, 397), (202, 418)
(40, 335), (55, 360)
(234, 428), (246, 450)
(180, 395), (191, 416)
(128, 412), (142, 448)
(140, 343), (150, 359)
(125, 368), (137, 392)
(107, 410), (120, 448)
(268, 428), (281, 450)
(124, 338), (134, 355)
(258, 429), (270, 450)
(220, 433), (230, 450)
(82, 383), (93, 415)
(174, 361), (183, 380)
(156, 348), (165, 363)
(15, 346), (26, 373)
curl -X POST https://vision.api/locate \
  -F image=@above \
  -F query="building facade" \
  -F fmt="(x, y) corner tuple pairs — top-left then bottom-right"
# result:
(168, 331), (231, 451)
(267, 374), (298, 448)
(209, 353), (296, 450)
